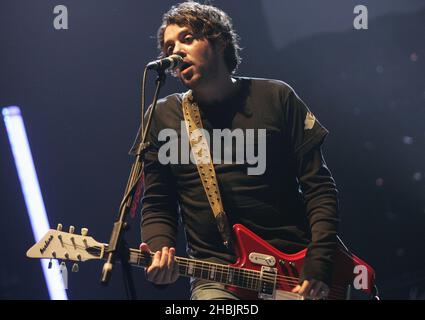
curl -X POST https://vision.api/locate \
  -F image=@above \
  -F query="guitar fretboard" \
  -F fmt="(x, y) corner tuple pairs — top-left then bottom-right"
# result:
(127, 249), (262, 291)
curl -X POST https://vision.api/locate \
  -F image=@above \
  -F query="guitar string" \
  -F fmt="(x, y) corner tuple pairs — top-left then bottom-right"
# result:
(133, 251), (347, 295)
(59, 241), (346, 296)
(63, 242), (347, 296)
(135, 252), (346, 299)
(149, 252), (345, 299)
(170, 258), (346, 297)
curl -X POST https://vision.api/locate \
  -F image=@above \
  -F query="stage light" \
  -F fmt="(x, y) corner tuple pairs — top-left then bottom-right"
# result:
(2, 106), (68, 300)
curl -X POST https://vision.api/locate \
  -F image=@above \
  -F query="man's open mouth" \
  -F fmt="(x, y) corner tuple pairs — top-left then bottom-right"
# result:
(179, 61), (192, 73)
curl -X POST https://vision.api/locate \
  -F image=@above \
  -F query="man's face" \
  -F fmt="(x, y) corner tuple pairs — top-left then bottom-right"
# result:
(163, 24), (224, 89)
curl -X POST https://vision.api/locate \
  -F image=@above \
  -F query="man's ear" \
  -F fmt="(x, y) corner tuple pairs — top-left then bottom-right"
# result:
(213, 38), (226, 54)
(218, 40), (226, 54)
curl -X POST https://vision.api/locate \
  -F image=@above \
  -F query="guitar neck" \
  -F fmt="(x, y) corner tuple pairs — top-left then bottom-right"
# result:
(101, 245), (261, 291)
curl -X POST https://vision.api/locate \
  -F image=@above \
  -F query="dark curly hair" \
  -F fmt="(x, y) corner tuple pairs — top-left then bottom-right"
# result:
(157, 1), (242, 74)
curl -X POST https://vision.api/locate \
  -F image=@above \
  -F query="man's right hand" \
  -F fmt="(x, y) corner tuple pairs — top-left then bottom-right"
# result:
(139, 243), (179, 285)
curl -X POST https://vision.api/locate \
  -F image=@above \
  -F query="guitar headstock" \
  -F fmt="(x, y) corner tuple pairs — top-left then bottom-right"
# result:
(26, 224), (105, 262)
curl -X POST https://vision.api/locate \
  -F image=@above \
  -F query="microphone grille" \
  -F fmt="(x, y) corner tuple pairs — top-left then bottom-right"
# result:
(169, 54), (183, 62)
(168, 54), (183, 68)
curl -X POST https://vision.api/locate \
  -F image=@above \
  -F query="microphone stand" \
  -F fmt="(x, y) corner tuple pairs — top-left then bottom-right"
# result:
(100, 68), (167, 300)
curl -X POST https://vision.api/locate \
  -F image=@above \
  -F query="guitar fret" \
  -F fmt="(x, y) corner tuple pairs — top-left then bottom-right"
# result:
(187, 261), (195, 276)
(201, 261), (209, 280)
(221, 265), (227, 284)
(234, 268), (241, 287)
(217, 265), (223, 284)
(136, 252), (140, 267)
(248, 270), (253, 289)
(178, 262), (187, 276)
(224, 266), (229, 284)
(246, 270), (252, 289)
(214, 264), (219, 283)
(239, 268), (246, 287)
(193, 260), (197, 277)
(129, 252), (138, 265)
(231, 267), (237, 285)
(228, 267), (234, 284)
(131, 250), (151, 268)
(252, 271), (260, 290)
(195, 261), (203, 278)
(209, 264), (216, 280)
(234, 267), (242, 287)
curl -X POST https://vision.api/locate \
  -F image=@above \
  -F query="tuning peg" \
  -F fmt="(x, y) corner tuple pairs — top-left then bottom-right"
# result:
(60, 261), (67, 272)
(57, 223), (63, 231)
(70, 236), (76, 248)
(48, 259), (52, 269)
(71, 263), (79, 273)
(81, 228), (88, 236)
(69, 225), (75, 234)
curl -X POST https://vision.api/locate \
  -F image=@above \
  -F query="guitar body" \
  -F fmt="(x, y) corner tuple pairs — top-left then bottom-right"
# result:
(228, 224), (376, 300)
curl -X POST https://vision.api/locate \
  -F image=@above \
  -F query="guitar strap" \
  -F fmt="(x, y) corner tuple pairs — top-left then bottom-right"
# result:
(181, 90), (232, 248)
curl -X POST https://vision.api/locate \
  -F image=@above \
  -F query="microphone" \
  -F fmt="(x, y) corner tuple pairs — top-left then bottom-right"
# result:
(146, 54), (183, 71)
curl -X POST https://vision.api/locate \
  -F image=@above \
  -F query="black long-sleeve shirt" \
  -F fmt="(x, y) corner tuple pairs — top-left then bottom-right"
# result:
(131, 77), (339, 286)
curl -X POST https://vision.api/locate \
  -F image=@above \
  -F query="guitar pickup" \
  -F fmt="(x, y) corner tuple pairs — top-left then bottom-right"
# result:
(258, 266), (277, 299)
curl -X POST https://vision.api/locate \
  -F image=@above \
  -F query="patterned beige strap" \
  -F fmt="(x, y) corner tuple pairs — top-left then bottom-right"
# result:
(182, 90), (232, 247)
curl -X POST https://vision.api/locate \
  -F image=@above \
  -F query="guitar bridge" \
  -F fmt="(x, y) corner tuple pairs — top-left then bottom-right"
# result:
(258, 266), (277, 299)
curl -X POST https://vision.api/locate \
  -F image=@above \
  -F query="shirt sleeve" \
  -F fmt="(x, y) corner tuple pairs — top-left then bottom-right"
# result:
(134, 105), (179, 251)
(296, 147), (339, 287)
(282, 86), (339, 286)
(283, 88), (329, 161)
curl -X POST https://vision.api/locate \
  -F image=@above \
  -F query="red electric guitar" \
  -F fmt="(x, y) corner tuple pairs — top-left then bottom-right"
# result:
(27, 223), (378, 300)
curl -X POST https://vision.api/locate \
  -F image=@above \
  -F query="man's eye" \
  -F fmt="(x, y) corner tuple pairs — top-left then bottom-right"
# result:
(184, 35), (194, 43)
(166, 45), (174, 56)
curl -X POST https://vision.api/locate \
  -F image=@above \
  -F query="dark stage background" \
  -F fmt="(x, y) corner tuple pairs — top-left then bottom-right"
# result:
(1, 0), (424, 299)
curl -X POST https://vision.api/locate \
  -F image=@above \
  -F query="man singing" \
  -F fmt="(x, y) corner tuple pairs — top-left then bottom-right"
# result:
(135, 1), (339, 300)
